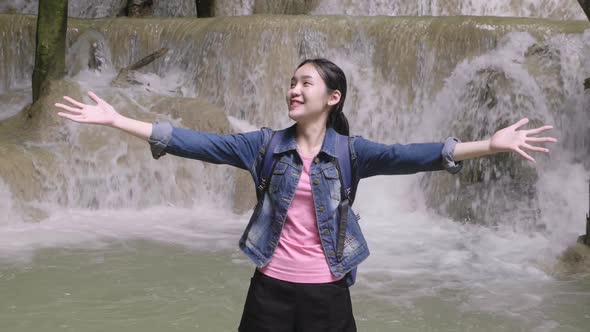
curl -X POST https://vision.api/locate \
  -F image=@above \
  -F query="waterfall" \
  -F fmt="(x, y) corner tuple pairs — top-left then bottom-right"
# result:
(0, 5), (589, 330)
(0, 14), (587, 230)
(0, 0), (197, 17)
(1, 0), (587, 18)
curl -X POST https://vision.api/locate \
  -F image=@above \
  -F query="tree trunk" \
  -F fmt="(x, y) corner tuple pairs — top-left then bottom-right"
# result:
(196, 0), (213, 17)
(578, 0), (590, 21)
(578, 2), (590, 90)
(580, 181), (590, 245)
(32, 0), (68, 103)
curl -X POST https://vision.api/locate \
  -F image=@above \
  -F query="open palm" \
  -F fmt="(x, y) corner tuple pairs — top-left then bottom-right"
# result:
(490, 118), (557, 162)
(55, 91), (120, 126)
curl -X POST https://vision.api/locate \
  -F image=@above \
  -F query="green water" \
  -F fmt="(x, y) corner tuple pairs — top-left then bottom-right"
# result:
(0, 241), (250, 331)
(1, 240), (589, 331)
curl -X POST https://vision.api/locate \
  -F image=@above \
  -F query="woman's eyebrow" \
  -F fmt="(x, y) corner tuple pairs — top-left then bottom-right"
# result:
(291, 75), (314, 81)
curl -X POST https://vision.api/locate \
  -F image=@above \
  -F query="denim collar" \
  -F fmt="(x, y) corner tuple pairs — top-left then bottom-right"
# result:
(274, 124), (339, 159)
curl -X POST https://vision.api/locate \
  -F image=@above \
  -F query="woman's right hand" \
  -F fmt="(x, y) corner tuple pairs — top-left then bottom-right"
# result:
(55, 91), (121, 127)
(55, 91), (153, 140)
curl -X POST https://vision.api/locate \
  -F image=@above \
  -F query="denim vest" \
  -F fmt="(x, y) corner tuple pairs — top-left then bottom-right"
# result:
(149, 122), (462, 286)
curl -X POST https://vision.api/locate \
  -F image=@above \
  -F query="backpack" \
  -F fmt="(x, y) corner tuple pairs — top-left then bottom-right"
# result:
(255, 129), (358, 261)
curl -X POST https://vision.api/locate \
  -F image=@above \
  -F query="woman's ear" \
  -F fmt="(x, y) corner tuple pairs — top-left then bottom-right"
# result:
(328, 90), (341, 106)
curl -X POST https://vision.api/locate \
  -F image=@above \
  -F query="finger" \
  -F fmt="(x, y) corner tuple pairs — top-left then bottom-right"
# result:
(63, 96), (86, 108)
(512, 118), (529, 130)
(526, 137), (558, 143)
(54, 103), (83, 114)
(526, 125), (553, 136)
(88, 91), (102, 104)
(515, 147), (535, 163)
(57, 112), (84, 122)
(522, 143), (549, 153)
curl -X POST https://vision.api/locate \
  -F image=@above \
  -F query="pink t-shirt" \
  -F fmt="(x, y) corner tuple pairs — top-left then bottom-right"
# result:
(260, 153), (340, 283)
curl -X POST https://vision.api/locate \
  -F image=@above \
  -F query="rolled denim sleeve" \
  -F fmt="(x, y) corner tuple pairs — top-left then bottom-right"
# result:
(353, 136), (462, 178)
(441, 137), (462, 174)
(146, 121), (267, 172)
(148, 121), (173, 159)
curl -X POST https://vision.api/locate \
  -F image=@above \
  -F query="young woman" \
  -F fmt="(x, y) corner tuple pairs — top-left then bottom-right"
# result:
(55, 58), (556, 331)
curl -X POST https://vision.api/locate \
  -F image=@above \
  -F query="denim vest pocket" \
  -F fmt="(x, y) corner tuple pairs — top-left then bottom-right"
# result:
(322, 166), (341, 201)
(269, 161), (289, 193)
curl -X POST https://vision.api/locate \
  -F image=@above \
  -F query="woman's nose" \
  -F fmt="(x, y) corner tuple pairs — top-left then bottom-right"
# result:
(289, 87), (300, 97)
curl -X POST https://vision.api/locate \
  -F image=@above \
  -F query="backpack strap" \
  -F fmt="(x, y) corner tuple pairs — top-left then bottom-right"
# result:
(334, 134), (358, 261)
(256, 130), (358, 262)
(335, 134), (352, 202)
(256, 130), (284, 201)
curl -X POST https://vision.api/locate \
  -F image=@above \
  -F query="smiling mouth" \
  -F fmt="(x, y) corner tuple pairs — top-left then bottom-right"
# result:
(290, 100), (303, 108)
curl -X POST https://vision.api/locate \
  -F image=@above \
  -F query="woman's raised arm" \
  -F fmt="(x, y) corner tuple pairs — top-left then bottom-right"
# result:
(453, 118), (557, 163)
(55, 91), (268, 172)
(55, 91), (153, 141)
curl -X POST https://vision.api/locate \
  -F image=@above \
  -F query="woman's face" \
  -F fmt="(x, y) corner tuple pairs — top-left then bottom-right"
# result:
(286, 63), (339, 125)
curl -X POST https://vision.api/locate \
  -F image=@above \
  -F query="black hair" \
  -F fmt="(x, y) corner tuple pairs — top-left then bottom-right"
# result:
(297, 58), (349, 136)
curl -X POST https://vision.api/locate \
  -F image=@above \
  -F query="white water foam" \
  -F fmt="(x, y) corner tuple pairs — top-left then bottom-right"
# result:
(0, 205), (249, 264)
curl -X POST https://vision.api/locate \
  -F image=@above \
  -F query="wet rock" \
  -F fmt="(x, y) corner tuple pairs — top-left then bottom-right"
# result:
(127, 0), (153, 17)
(422, 67), (544, 230)
(149, 95), (229, 135)
(127, 0), (198, 18)
(547, 243), (590, 277)
(152, 0), (196, 17)
(88, 42), (105, 71)
(253, 0), (319, 15)
(67, 29), (110, 76)
(0, 79), (257, 216)
(148, 97), (257, 213)
(523, 42), (564, 113)
(469, 68), (503, 109)
(112, 48), (168, 87)
(524, 43), (561, 61)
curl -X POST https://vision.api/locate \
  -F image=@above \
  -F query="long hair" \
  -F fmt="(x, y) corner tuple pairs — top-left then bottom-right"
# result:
(297, 58), (349, 136)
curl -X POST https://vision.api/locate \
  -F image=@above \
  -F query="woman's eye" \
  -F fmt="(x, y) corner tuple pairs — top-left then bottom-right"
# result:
(303, 82), (311, 86)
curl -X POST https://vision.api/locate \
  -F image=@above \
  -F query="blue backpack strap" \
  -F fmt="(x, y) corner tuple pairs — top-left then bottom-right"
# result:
(256, 130), (357, 262)
(256, 130), (284, 201)
(347, 136), (359, 204)
(335, 134), (352, 201)
(335, 134), (357, 261)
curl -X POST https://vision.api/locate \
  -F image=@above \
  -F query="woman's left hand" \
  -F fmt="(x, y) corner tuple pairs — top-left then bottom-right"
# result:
(489, 118), (557, 163)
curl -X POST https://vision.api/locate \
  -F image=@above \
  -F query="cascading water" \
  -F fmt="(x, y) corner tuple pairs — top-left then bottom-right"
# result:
(0, 15), (34, 120)
(0, 0), (197, 18)
(307, 0), (586, 18)
(1, 0), (587, 18)
(0, 2), (589, 331)
(248, 0), (586, 18)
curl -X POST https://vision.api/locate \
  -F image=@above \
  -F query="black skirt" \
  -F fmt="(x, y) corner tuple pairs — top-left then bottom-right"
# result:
(238, 269), (357, 332)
